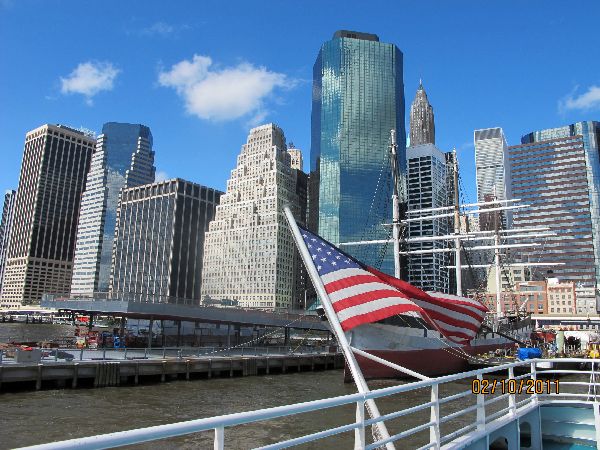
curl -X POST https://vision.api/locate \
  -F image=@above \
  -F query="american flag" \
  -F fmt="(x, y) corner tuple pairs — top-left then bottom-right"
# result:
(299, 226), (487, 344)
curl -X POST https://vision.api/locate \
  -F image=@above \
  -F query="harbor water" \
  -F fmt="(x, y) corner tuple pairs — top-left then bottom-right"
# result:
(0, 323), (505, 449)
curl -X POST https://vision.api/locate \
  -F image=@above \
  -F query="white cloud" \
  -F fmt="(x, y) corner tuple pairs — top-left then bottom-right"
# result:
(60, 61), (120, 105)
(155, 170), (169, 182)
(158, 54), (294, 121)
(559, 85), (600, 112)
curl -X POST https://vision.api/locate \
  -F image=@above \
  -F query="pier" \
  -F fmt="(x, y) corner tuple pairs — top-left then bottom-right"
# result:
(0, 347), (344, 392)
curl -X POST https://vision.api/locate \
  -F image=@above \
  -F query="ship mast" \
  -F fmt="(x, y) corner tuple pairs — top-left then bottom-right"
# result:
(389, 130), (402, 279)
(452, 149), (462, 296)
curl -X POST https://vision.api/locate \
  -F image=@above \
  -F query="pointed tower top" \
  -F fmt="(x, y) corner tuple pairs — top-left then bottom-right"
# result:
(419, 78), (423, 89)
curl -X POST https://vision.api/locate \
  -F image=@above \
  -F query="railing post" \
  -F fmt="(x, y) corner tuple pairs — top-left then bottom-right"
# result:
(476, 373), (486, 431)
(508, 367), (516, 416)
(163, 348), (166, 359)
(0, 349), (3, 364)
(355, 399), (366, 449)
(103, 348), (106, 360)
(80, 349), (84, 361)
(430, 384), (441, 449)
(214, 426), (224, 450)
(144, 348), (148, 359)
(530, 362), (538, 405)
(54, 349), (58, 362)
(124, 348), (128, 360)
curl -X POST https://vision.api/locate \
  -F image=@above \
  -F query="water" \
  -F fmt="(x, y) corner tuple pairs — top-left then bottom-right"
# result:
(0, 324), (515, 449)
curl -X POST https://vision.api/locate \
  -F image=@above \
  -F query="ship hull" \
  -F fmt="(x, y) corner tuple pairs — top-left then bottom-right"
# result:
(345, 322), (523, 380)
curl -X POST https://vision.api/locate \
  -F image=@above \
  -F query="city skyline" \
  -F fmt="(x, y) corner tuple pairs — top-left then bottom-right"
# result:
(2, 1), (600, 206)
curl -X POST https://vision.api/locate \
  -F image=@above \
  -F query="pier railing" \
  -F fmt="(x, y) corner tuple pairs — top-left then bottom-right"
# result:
(16, 358), (600, 450)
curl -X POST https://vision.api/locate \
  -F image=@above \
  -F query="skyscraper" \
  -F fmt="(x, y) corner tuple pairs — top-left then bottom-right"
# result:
(310, 30), (405, 275)
(201, 124), (307, 309)
(409, 80), (435, 146)
(110, 179), (221, 304)
(70, 122), (155, 297)
(0, 189), (16, 305)
(509, 121), (600, 296)
(2, 125), (95, 306)
(474, 127), (512, 229)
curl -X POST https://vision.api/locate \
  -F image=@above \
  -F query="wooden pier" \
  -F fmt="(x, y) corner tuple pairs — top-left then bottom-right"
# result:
(0, 353), (345, 391)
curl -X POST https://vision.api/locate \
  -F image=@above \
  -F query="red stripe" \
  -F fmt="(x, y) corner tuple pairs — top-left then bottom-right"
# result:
(332, 289), (414, 312)
(428, 296), (488, 312)
(325, 274), (381, 294)
(340, 304), (423, 331)
(412, 297), (485, 322)
(422, 309), (481, 333)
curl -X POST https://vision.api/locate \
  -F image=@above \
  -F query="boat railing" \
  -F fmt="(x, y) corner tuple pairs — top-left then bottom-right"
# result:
(15, 358), (600, 450)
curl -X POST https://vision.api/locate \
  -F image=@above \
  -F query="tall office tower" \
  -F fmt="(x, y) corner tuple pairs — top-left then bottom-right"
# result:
(509, 121), (600, 296)
(201, 124), (307, 309)
(0, 190), (16, 305)
(70, 123), (155, 297)
(109, 179), (221, 304)
(474, 127), (512, 229)
(406, 144), (450, 292)
(409, 81), (435, 146)
(310, 30), (406, 275)
(2, 125), (95, 306)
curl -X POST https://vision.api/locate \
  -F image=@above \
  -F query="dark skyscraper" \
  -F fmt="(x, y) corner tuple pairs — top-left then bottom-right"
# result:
(409, 81), (435, 146)
(2, 125), (95, 306)
(310, 30), (406, 274)
(0, 189), (16, 306)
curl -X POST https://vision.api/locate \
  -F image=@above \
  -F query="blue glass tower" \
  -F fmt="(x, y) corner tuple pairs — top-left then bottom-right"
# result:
(71, 122), (155, 296)
(310, 30), (406, 274)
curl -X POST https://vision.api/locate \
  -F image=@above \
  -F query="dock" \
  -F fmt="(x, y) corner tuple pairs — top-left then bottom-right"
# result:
(0, 351), (345, 392)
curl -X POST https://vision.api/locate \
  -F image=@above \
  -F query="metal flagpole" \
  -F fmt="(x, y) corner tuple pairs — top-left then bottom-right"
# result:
(283, 207), (395, 450)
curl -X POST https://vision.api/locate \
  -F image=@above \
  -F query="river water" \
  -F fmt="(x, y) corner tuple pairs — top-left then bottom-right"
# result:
(0, 323), (493, 449)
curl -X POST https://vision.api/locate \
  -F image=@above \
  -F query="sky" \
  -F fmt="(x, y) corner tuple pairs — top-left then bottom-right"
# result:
(1, 0), (600, 205)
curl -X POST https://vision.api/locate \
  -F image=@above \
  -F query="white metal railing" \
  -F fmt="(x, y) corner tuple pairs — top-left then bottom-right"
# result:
(16, 358), (600, 450)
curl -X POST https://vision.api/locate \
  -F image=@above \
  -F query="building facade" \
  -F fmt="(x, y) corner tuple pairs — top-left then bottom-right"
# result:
(0, 190), (16, 305)
(70, 122), (155, 297)
(310, 30), (405, 275)
(406, 143), (450, 293)
(201, 124), (307, 309)
(474, 127), (512, 228)
(109, 179), (221, 304)
(409, 80), (435, 146)
(547, 278), (576, 315)
(481, 280), (547, 315)
(508, 122), (600, 294)
(2, 125), (95, 306)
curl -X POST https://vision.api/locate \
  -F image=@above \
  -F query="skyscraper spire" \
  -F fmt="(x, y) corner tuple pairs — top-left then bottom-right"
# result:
(409, 80), (435, 146)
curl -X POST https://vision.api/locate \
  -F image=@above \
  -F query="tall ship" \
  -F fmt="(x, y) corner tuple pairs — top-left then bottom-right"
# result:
(319, 130), (547, 379)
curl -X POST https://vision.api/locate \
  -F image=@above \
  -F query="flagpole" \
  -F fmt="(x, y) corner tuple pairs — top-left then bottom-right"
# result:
(283, 206), (395, 450)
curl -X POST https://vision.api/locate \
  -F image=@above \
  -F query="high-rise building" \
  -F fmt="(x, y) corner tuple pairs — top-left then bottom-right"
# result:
(0, 189), (16, 305)
(409, 80), (435, 146)
(406, 144), (450, 292)
(109, 179), (221, 304)
(474, 127), (512, 228)
(2, 125), (95, 306)
(70, 122), (155, 297)
(310, 30), (406, 275)
(508, 121), (600, 294)
(201, 124), (307, 309)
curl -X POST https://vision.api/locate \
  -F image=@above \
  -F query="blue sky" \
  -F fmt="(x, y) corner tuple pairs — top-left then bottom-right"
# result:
(1, 0), (599, 204)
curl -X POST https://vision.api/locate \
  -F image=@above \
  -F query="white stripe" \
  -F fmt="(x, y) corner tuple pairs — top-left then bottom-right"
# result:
(411, 300), (482, 328)
(432, 319), (479, 335)
(336, 297), (416, 324)
(321, 267), (372, 285)
(329, 282), (405, 304)
(428, 292), (487, 309)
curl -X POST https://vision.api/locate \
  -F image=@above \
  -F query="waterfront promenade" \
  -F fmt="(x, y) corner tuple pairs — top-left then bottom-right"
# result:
(0, 346), (344, 391)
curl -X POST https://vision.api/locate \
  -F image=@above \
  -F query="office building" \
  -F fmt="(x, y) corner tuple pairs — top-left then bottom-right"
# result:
(474, 127), (512, 228)
(575, 285), (596, 315)
(409, 80), (435, 146)
(310, 30), (405, 275)
(71, 122), (155, 297)
(547, 278), (576, 315)
(2, 125), (95, 306)
(109, 179), (221, 304)
(0, 190), (16, 305)
(201, 124), (307, 309)
(508, 121), (600, 293)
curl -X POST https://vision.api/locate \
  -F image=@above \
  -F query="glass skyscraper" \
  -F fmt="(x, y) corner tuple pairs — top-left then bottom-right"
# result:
(71, 122), (155, 297)
(310, 30), (406, 275)
(508, 121), (600, 298)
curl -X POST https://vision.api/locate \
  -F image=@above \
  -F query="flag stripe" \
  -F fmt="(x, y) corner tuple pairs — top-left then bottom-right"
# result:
(340, 305), (426, 331)
(337, 297), (423, 326)
(328, 282), (411, 304)
(332, 289), (417, 313)
(413, 298), (486, 323)
(325, 274), (384, 295)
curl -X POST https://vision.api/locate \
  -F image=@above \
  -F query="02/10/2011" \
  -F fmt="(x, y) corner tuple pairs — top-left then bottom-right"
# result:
(471, 378), (559, 395)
